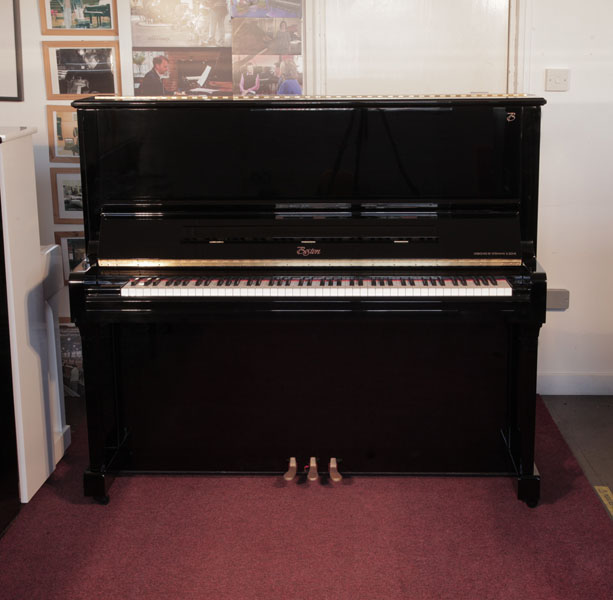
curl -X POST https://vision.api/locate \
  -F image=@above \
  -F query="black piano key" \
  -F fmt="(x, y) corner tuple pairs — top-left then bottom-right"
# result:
(233, 279), (240, 286)
(181, 279), (190, 287)
(152, 278), (162, 287)
(256, 279), (262, 286)
(130, 278), (140, 286)
(409, 278), (415, 286)
(480, 276), (489, 286)
(489, 276), (498, 286)
(195, 279), (203, 286)
(204, 278), (212, 286)
(452, 277), (459, 286)
(459, 276), (467, 286)
(438, 277), (446, 286)
(165, 278), (173, 286)
(386, 278), (393, 286)
(473, 278), (481, 286)
(336, 279), (341, 287)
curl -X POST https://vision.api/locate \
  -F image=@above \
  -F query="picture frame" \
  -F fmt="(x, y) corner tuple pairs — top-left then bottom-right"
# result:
(42, 40), (122, 100)
(54, 231), (85, 284)
(39, 0), (118, 36)
(0, 0), (23, 101)
(46, 105), (80, 163)
(51, 168), (83, 224)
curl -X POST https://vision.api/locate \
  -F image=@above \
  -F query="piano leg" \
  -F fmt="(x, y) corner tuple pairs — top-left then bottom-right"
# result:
(78, 322), (129, 504)
(518, 463), (541, 508)
(512, 323), (543, 507)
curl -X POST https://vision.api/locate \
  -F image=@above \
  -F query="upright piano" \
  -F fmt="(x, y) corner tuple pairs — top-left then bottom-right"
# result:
(70, 95), (547, 505)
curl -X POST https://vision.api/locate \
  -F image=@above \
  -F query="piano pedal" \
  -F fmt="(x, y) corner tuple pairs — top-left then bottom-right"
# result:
(283, 456), (297, 481)
(307, 456), (319, 482)
(328, 457), (343, 482)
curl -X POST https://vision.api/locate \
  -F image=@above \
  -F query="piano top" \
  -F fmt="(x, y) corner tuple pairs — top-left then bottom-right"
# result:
(73, 94), (546, 109)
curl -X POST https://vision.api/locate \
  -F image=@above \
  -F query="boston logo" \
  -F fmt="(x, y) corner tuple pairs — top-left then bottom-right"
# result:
(297, 246), (321, 256)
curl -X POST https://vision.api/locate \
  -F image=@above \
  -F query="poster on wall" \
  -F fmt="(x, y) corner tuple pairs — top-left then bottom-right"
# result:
(39, 0), (118, 35)
(128, 0), (305, 97)
(51, 168), (83, 225)
(54, 231), (86, 284)
(46, 106), (80, 162)
(43, 41), (121, 100)
(133, 48), (232, 96)
(0, 0), (23, 101)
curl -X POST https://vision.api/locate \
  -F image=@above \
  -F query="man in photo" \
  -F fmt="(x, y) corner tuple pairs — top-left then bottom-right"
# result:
(136, 55), (169, 96)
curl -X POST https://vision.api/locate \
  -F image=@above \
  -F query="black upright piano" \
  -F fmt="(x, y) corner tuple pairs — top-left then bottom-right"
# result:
(70, 95), (547, 506)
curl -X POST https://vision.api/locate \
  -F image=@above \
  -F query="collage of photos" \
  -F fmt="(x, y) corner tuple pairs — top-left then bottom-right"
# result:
(129, 0), (304, 97)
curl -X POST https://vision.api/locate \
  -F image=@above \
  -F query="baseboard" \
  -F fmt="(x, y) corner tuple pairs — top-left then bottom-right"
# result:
(537, 372), (613, 395)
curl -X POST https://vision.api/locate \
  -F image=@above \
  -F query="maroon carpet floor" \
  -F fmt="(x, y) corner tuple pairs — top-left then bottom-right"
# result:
(0, 399), (611, 600)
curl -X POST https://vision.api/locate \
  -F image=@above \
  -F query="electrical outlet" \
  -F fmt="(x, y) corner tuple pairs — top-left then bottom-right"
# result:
(545, 69), (570, 92)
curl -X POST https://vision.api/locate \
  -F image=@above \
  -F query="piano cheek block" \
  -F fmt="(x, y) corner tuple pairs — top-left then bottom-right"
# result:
(70, 95), (547, 506)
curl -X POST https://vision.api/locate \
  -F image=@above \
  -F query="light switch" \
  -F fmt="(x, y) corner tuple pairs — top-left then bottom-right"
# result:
(545, 69), (570, 92)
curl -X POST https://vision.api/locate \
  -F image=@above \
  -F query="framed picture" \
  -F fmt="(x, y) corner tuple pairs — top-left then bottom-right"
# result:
(39, 0), (118, 35)
(54, 231), (85, 284)
(51, 168), (83, 224)
(46, 105), (80, 163)
(0, 0), (23, 101)
(42, 40), (121, 100)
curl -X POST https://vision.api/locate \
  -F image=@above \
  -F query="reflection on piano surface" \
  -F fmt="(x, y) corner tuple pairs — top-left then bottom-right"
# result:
(70, 95), (547, 506)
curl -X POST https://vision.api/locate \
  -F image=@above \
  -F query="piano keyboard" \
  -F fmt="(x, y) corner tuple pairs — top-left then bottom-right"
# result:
(121, 275), (512, 298)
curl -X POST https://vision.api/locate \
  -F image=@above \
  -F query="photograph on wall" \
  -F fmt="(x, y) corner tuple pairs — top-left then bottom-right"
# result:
(131, 0), (231, 48)
(39, 0), (118, 35)
(232, 18), (301, 55)
(230, 0), (302, 19)
(233, 54), (302, 96)
(55, 231), (86, 284)
(133, 47), (232, 96)
(46, 105), (80, 162)
(51, 168), (83, 224)
(43, 41), (121, 100)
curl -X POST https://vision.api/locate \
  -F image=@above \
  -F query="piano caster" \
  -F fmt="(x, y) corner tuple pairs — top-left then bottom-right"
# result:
(329, 457), (343, 482)
(283, 456), (298, 481)
(307, 457), (319, 482)
(93, 495), (110, 505)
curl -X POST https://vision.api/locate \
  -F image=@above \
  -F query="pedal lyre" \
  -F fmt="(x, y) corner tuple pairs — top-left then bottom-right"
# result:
(283, 457), (297, 481)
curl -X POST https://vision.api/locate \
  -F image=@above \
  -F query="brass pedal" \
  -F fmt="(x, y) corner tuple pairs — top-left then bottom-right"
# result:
(307, 456), (319, 482)
(329, 457), (342, 482)
(283, 456), (297, 481)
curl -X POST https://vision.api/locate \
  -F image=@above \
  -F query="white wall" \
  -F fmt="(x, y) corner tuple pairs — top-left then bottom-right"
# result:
(527, 1), (613, 394)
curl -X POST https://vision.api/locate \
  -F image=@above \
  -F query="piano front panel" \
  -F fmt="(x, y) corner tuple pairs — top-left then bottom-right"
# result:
(114, 314), (514, 474)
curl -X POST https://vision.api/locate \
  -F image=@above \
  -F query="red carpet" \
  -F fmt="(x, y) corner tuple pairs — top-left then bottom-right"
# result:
(0, 399), (611, 600)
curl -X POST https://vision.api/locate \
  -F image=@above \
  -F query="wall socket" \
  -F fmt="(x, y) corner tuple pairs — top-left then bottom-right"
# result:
(545, 69), (570, 92)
